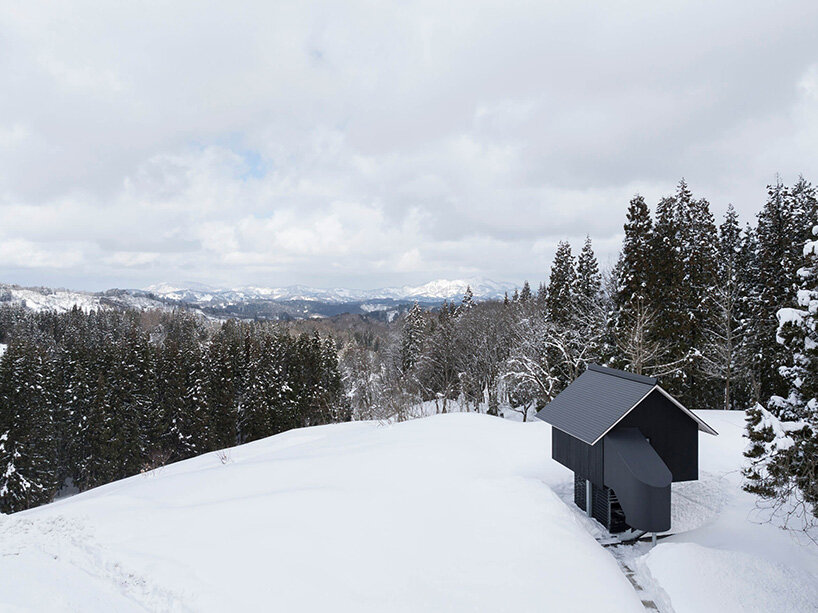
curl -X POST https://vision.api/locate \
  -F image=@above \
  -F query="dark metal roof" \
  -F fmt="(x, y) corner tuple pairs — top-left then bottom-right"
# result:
(535, 364), (717, 445)
(586, 364), (657, 385)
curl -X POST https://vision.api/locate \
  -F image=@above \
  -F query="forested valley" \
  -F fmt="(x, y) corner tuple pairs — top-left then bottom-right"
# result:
(2, 178), (817, 520)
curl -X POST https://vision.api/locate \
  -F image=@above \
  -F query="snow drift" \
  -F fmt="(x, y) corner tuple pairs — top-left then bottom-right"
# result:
(1, 415), (641, 612)
(1, 411), (817, 612)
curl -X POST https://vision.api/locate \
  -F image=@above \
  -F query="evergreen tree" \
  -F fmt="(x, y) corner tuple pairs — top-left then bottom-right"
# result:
(645, 180), (719, 406)
(400, 303), (425, 374)
(613, 194), (658, 373)
(158, 314), (210, 460)
(0, 339), (58, 512)
(536, 282), (547, 311)
(239, 331), (274, 442)
(422, 301), (460, 409)
(744, 213), (818, 524)
(648, 192), (684, 379)
(749, 180), (798, 401)
(109, 324), (155, 479)
(546, 241), (576, 324)
(575, 236), (601, 301)
(790, 176), (818, 247)
(207, 321), (242, 449)
(616, 195), (653, 307)
(676, 182), (720, 407)
(519, 281), (532, 303)
(459, 285), (475, 313)
(76, 371), (116, 489)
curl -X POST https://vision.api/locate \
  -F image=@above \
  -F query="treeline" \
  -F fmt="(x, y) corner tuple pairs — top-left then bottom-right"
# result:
(0, 307), (345, 513)
(342, 178), (818, 422)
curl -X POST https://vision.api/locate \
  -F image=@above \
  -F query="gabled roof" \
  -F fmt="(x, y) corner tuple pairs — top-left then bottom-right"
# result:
(535, 364), (718, 445)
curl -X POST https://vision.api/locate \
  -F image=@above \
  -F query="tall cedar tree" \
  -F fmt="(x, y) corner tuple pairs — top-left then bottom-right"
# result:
(677, 182), (720, 408)
(400, 303), (425, 374)
(576, 236), (601, 300)
(519, 281), (533, 303)
(649, 192), (684, 383)
(749, 181), (800, 402)
(546, 241), (576, 324)
(613, 194), (657, 373)
(206, 321), (242, 448)
(647, 180), (719, 407)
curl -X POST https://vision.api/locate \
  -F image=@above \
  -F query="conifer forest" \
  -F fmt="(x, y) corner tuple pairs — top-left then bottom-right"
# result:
(1, 178), (817, 523)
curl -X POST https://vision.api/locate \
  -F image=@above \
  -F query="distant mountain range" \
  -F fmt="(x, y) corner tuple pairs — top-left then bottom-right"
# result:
(144, 278), (516, 304)
(0, 278), (518, 320)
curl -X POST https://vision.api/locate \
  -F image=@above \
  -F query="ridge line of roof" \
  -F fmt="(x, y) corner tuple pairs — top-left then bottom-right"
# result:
(586, 363), (657, 385)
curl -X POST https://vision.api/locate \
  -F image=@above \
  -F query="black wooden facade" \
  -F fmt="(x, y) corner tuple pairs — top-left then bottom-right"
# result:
(617, 390), (698, 482)
(552, 427), (604, 485)
(537, 364), (717, 534)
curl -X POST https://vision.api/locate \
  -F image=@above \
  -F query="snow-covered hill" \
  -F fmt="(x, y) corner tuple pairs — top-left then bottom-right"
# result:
(0, 284), (177, 314)
(1, 411), (816, 612)
(0, 285), (105, 313)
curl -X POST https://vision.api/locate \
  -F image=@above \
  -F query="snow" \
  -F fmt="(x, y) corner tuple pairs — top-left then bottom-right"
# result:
(3, 415), (641, 612)
(0, 284), (174, 314)
(3, 287), (105, 313)
(145, 278), (518, 304)
(776, 306), (806, 330)
(637, 411), (818, 613)
(0, 343), (6, 359)
(1, 410), (816, 612)
(643, 542), (818, 613)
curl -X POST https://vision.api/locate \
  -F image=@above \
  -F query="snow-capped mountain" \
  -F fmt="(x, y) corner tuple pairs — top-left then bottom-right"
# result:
(0, 278), (519, 319)
(144, 278), (517, 304)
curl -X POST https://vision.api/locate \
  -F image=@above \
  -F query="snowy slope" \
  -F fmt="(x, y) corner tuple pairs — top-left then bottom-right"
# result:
(0, 284), (174, 314)
(0, 285), (106, 312)
(637, 411), (818, 612)
(2, 415), (641, 612)
(1, 411), (816, 612)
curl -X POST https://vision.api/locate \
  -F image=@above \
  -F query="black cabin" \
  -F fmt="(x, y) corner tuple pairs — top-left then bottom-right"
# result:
(535, 364), (718, 534)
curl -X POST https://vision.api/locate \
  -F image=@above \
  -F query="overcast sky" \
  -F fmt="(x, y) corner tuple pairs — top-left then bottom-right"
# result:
(1, 1), (818, 291)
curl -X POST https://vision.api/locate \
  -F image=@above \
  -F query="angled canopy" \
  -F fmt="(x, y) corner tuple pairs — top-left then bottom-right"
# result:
(535, 364), (718, 445)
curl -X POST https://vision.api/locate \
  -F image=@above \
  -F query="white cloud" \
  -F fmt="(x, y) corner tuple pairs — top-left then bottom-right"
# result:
(0, 239), (85, 269)
(107, 252), (160, 267)
(1, 1), (817, 290)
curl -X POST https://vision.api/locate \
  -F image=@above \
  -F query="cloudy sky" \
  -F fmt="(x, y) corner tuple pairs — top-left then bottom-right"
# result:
(1, 1), (818, 291)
